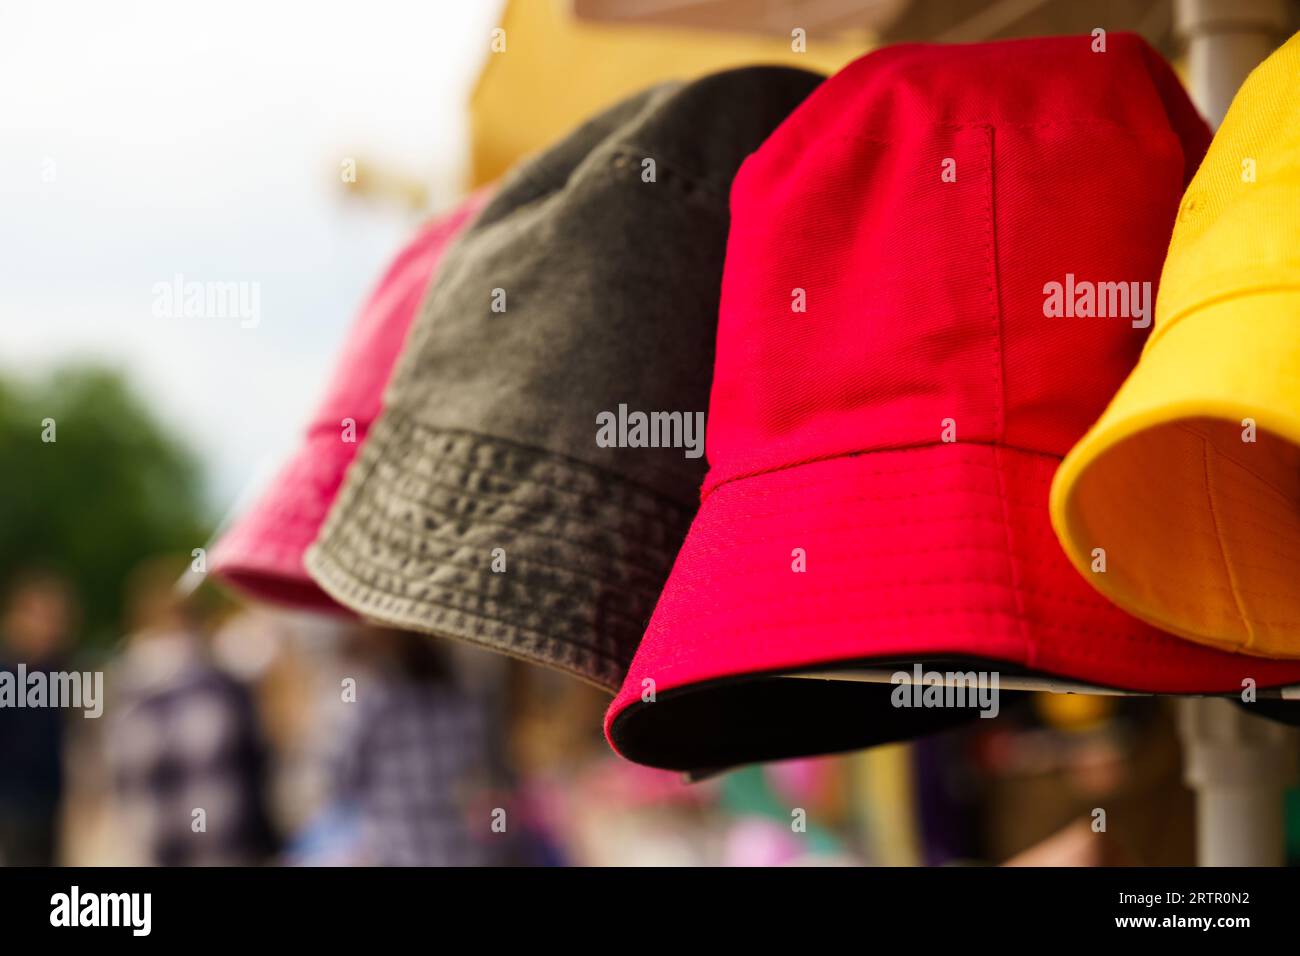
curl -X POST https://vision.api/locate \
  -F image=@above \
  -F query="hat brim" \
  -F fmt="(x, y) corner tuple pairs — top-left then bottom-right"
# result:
(304, 410), (694, 691)
(608, 440), (1300, 771)
(210, 429), (357, 615)
(1051, 291), (1300, 657)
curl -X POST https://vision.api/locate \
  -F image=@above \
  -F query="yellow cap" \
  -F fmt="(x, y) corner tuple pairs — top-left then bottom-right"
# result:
(1051, 32), (1300, 658)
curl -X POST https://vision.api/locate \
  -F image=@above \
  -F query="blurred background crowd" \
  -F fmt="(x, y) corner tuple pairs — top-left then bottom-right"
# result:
(3, 541), (1232, 866)
(4, 0), (1300, 867)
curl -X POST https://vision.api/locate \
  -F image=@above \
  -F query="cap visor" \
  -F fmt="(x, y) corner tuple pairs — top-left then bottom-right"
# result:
(304, 410), (694, 691)
(610, 440), (1300, 770)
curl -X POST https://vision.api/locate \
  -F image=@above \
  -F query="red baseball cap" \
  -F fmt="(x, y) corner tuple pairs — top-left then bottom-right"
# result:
(210, 191), (490, 612)
(607, 34), (1300, 771)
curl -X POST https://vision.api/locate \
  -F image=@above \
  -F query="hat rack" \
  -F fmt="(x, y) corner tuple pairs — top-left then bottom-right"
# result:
(578, 0), (1297, 866)
(582, 0), (1299, 867)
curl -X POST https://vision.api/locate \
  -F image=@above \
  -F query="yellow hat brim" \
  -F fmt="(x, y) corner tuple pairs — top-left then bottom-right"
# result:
(1051, 288), (1300, 657)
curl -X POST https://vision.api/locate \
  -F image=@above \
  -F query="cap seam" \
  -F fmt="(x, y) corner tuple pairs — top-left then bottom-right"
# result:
(389, 413), (697, 513)
(309, 531), (643, 659)
(606, 144), (734, 205)
(370, 424), (692, 528)
(467, 143), (730, 248)
(702, 438), (1062, 501)
(980, 121), (1032, 659)
(1199, 432), (1256, 651)
(343, 469), (685, 572)
(312, 524), (661, 632)
(1172, 420), (1297, 508)
(785, 118), (1135, 151)
(983, 123), (1006, 446)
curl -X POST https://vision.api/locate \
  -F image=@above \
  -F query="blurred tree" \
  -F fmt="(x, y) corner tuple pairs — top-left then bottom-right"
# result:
(0, 366), (211, 646)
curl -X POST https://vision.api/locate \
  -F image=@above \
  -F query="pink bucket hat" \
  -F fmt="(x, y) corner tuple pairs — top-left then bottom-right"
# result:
(210, 192), (490, 611)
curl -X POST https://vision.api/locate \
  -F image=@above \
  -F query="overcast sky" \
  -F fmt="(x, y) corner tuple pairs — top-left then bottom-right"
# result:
(0, 0), (503, 518)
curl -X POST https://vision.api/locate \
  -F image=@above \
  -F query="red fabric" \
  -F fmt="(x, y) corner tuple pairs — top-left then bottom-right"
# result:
(210, 191), (490, 611)
(608, 35), (1300, 748)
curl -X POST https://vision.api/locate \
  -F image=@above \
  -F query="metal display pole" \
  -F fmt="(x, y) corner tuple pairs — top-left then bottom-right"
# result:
(1178, 698), (1296, 866)
(1176, 0), (1292, 127)
(794, 670), (1300, 864)
(1172, 0), (1295, 867)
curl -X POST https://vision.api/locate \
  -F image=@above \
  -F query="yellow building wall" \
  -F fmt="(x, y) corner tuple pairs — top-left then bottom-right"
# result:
(469, 0), (872, 187)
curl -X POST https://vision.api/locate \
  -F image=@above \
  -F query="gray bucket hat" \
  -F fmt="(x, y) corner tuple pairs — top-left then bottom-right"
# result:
(305, 66), (823, 690)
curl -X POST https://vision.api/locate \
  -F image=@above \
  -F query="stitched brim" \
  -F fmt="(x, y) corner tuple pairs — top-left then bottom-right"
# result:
(1051, 292), (1300, 658)
(210, 430), (358, 614)
(607, 441), (1300, 771)
(304, 410), (694, 690)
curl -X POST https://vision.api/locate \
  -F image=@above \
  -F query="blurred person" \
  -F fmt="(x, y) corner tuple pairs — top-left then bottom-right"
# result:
(311, 627), (502, 866)
(497, 664), (612, 866)
(105, 557), (277, 865)
(0, 569), (76, 865)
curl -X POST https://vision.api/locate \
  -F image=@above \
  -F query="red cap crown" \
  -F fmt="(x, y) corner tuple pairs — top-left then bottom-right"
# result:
(705, 34), (1209, 495)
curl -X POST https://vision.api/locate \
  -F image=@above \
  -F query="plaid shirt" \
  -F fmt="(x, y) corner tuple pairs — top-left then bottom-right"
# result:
(106, 632), (276, 866)
(332, 675), (496, 866)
